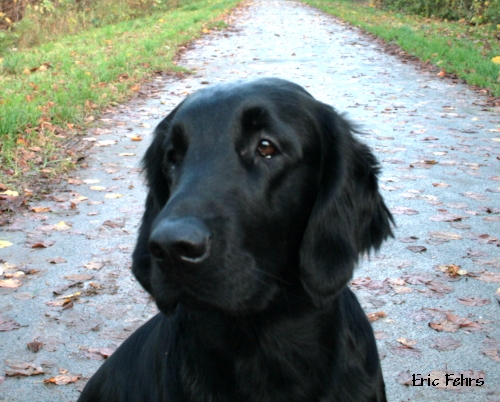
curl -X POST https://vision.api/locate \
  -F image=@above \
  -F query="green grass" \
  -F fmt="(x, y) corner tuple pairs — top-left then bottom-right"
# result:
(0, 0), (241, 186)
(299, 0), (500, 97)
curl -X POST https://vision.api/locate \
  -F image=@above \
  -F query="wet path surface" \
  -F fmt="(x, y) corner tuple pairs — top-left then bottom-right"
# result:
(1, 0), (499, 400)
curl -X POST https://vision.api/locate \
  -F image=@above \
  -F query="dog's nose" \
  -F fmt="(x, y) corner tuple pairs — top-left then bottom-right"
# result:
(148, 218), (211, 263)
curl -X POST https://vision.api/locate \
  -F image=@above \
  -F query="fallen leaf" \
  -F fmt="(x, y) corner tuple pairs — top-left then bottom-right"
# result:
(105, 193), (123, 199)
(367, 311), (387, 322)
(47, 257), (67, 264)
(94, 140), (116, 147)
(429, 231), (462, 241)
(429, 214), (466, 222)
(29, 240), (55, 248)
(482, 338), (500, 362)
(84, 347), (115, 360)
(102, 219), (125, 228)
(90, 186), (106, 191)
(406, 245), (427, 253)
(425, 280), (454, 296)
(458, 297), (490, 306)
(391, 206), (419, 215)
(44, 374), (80, 385)
(430, 313), (481, 333)
(437, 264), (468, 278)
(397, 337), (417, 348)
(401, 273), (433, 285)
(5, 360), (44, 376)
(30, 206), (51, 213)
(54, 221), (71, 231)
(0, 240), (13, 248)
(83, 179), (101, 184)
(461, 191), (489, 201)
(130, 136), (142, 141)
(391, 344), (421, 358)
(476, 271), (500, 283)
(27, 341), (43, 353)
(0, 190), (19, 196)
(399, 236), (418, 243)
(64, 274), (94, 281)
(0, 317), (21, 331)
(118, 153), (135, 157)
(429, 336), (462, 351)
(0, 278), (22, 289)
(84, 261), (105, 270)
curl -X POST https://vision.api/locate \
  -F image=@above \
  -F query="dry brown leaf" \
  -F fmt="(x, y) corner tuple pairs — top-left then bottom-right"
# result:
(84, 261), (105, 270)
(391, 206), (419, 215)
(105, 193), (123, 199)
(5, 360), (44, 376)
(44, 374), (80, 385)
(0, 278), (22, 289)
(458, 297), (490, 306)
(367, 311), (387, 322)
(406, 245), (427, 253)
(429, 336), (462, 351)
(47, 257), (67, 264)
(64, 274), (94, 281)
(476, 271), (500, 283)
(30, 206), (51, 213)
(90, 186), (106, 191)
(429, 231), (462, 241)
(27, 341), (43, 353)
(54, 221), (71, 231)
(397, 337), (417, 348)
(84, 347), (115, 360)
(0, 317), (21, 332)
(437, 264), (468, 278)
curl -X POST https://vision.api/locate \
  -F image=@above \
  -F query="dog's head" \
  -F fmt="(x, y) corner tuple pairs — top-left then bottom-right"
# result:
(132, 78), (393, 314)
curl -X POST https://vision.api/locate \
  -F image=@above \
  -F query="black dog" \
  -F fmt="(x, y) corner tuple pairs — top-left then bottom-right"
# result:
(79, 78), (393, 402)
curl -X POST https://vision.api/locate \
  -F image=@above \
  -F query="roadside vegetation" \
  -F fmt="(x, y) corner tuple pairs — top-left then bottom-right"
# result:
(0, 0), (240, 193)
(300, 0), (500, 97)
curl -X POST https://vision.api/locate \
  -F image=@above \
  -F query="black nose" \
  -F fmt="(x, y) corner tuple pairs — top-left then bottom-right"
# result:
(148, 218), (211, 263)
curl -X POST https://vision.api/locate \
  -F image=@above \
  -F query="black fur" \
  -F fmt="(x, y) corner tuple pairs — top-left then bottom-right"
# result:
(78, 78), (393, 402)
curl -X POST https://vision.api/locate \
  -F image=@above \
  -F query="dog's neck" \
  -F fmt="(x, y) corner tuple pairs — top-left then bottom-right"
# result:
(172, 289), (345, 401)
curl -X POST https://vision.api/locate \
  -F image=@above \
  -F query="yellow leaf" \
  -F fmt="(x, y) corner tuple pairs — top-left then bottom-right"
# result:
(90, 186), (106, 191)
(105, 193), (123, 199)
(54, 221), (71, 231)
(492, 56), (500, 65)
(0, 278), (22, 288)
(0, 190), (19, 196)
(0, 240), (13, 248)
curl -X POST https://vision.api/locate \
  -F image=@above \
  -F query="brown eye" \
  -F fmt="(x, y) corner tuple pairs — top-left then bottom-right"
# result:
(256, 139), (277, 158)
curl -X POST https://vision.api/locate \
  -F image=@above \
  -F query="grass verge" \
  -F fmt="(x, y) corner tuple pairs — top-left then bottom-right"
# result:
(300, 0), (500, 98)
(0, 0), (241, 193)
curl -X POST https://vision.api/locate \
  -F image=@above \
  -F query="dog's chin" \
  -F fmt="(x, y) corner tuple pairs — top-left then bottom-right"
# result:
(154, 285), (280, 316)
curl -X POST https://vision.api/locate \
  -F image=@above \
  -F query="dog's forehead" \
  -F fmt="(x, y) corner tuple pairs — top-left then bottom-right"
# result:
(174, 79), (312, 121)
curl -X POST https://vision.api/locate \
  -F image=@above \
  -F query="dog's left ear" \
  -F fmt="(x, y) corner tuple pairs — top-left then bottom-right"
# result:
(132, 117), (173, 295)
(300, 104), (394, 307)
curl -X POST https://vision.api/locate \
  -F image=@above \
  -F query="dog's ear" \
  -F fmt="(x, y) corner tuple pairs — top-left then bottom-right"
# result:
(132, 117), (173, 295)
(300, 105), (393, 307)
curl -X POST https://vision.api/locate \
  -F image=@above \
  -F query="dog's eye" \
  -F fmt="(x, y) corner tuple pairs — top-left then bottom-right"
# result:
(256, 139), (278, 158)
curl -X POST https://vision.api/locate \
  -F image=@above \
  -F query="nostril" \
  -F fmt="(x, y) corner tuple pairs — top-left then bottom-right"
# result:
(173, 239), (209, 261)
(148, 218), (211, 263)
(148, 240), (167, 260)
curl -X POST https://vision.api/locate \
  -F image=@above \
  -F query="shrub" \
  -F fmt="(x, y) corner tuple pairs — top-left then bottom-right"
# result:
(377, 0), (500, 24)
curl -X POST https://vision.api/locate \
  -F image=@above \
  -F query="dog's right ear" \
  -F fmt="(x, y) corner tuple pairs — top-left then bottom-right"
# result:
(132, 117), (173, 295)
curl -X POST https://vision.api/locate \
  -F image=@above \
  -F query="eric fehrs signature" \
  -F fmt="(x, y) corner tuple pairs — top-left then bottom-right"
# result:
(412, 372), (485, 387)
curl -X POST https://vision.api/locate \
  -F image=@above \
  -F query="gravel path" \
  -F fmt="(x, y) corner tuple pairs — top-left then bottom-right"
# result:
(1, 0), (499, 401)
